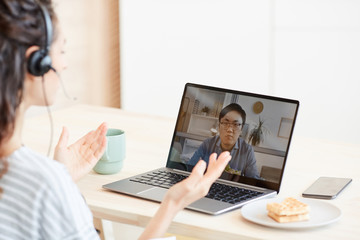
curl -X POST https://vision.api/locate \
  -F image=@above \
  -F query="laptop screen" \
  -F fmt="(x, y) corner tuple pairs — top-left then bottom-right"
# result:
(166, 83), (299, 192)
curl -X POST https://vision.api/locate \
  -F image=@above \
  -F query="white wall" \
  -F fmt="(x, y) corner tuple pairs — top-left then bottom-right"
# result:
(120, 0), (360, 144)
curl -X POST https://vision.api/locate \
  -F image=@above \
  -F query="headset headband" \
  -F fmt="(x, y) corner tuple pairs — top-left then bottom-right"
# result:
(37, 3), (52, 55)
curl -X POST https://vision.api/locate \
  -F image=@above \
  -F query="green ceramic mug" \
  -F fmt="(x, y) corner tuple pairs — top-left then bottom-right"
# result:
(93, 128), (125, 174)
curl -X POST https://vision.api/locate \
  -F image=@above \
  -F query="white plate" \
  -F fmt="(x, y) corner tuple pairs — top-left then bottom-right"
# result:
(241, 197), (341, 229)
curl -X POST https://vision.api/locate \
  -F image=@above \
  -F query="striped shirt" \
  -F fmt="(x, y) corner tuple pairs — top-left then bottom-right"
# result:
(0, 146), (99, 240)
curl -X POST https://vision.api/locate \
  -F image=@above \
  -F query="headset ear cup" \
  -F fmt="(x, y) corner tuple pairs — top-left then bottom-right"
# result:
(27, 50), (42, 76)
(27, 50), (52, 76)
(40, 55), (52, 74)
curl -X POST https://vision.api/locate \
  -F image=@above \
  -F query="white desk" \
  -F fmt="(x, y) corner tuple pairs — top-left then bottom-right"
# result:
(23, 104), (360, 240)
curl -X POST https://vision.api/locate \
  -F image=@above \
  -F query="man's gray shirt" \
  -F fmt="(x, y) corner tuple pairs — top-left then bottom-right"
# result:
(188, 135), (259, 178)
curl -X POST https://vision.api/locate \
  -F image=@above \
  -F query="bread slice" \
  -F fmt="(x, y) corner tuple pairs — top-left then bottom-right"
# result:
(266, 197), (310, 223)
(267, 211), (309, 223)
(267, 197), (309, 216)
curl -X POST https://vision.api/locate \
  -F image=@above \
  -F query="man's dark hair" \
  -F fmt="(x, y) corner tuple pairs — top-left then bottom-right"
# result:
(219, 103), (246, 125)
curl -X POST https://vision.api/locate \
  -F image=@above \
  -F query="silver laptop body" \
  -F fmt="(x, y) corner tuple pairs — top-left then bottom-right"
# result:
(103, 83), (299, 215)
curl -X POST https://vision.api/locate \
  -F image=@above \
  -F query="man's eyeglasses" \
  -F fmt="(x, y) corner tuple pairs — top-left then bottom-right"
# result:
(220, 121), (242, 130)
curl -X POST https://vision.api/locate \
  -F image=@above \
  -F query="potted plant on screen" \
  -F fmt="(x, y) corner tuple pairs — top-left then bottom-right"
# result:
(201, 106), (210, 116)
(248, 116), (268, 146)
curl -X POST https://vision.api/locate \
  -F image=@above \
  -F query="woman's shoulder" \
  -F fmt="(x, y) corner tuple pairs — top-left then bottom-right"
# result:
(7, 146), (71, 186)
(6, 146), (85, 213)
(3, 149), (96, 239)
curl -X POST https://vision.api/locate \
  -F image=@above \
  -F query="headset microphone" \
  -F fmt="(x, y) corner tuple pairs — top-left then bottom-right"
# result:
(50, 66), (77, 101)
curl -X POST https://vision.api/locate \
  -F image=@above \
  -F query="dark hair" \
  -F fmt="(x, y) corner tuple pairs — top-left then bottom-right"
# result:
(219, 103), (246, 125)
(0, 0), (56, 191)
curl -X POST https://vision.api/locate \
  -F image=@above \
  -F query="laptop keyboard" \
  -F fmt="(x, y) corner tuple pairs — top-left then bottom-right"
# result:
(129, 170), (263, 204)
(130, 170), (187, 189)
(206, 182), (263, 204)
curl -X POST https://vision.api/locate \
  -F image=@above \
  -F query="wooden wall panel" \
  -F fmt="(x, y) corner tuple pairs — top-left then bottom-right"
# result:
(54, 0), (120, 108)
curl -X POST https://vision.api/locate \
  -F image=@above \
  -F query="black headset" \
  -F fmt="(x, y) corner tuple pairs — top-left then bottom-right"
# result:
(27, 3), (53, 76)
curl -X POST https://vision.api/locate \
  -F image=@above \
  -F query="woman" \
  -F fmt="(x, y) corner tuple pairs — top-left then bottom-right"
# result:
(0, 0), (231, 239)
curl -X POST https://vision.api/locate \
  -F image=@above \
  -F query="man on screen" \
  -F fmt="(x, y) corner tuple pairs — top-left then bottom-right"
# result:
(188, 103), (260, 179)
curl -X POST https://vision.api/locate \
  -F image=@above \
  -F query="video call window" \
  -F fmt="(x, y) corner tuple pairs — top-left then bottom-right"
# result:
(168, 86), (298, 185)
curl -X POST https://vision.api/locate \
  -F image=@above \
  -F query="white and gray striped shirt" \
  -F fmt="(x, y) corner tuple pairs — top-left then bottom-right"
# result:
(0, 146), (99, 240)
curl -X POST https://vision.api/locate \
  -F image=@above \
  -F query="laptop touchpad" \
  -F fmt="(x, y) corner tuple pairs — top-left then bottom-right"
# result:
(137, 187), (167, 202)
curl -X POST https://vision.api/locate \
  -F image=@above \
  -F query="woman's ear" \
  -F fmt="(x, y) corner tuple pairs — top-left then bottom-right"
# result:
(25, 45), (40, 60)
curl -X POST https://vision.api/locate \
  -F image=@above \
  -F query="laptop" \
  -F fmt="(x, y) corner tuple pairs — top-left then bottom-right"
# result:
(103, 83), (299, 215)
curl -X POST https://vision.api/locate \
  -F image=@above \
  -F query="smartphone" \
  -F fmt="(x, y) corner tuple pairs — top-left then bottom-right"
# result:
(302, 177), (352, 200)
